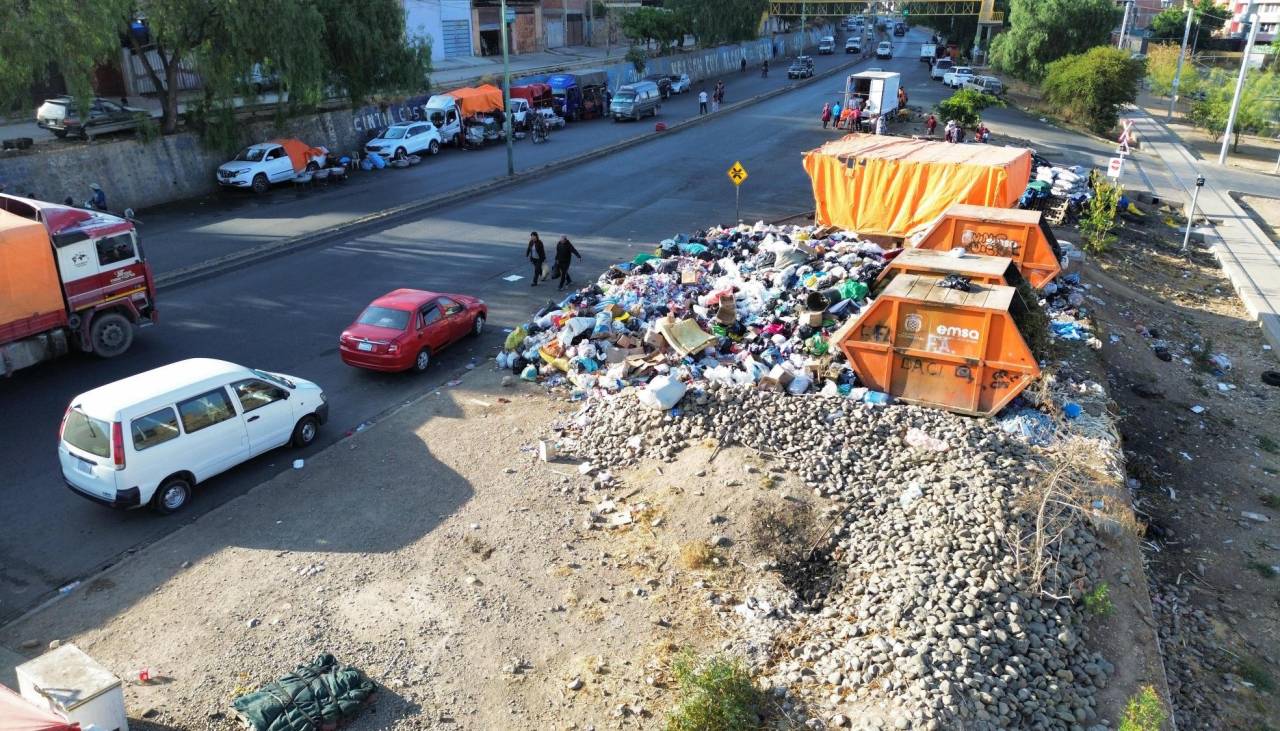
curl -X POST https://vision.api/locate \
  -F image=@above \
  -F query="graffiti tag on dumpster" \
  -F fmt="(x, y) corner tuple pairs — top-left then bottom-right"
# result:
(960, 229), (1021, 257)
(860, 323), (891, 343)
(898, 357), (978, 382)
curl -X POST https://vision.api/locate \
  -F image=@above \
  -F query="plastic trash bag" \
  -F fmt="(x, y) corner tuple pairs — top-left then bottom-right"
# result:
(838, 279), (869, 301)
(521, 364), (538, 381)
(905, 427), (949, 451)
(637, 375), (686, 410)
(504, 326), (527, 351)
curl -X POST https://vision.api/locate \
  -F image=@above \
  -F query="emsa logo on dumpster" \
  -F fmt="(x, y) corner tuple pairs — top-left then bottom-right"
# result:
(924, 324), (980, 355)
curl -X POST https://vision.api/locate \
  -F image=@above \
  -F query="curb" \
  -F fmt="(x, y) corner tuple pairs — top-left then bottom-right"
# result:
(155, 55), (865, 290)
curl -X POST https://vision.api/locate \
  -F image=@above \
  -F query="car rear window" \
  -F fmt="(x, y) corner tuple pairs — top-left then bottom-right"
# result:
(63, 408), (111, 458)
(357, 306), (411, 330)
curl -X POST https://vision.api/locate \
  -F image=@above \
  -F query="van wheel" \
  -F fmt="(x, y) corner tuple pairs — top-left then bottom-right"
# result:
(152, 476), (192, 514)
(89, 312), (134, 358)
(291, 415), (320, 448)
(251, 174), (269, 194)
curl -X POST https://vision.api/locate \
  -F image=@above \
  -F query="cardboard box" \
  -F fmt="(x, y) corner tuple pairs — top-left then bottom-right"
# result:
(605, 345), (644, 364)
(644, 328), (666, 349)
(803, 310), (824, 327)
(614, 333), (638, 349)
(681, 269), (698, 285)
(716, 300), (737, 325)
(605, 303), (625, 318)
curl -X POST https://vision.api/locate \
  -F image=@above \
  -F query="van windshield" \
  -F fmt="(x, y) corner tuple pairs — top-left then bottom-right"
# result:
(614, 91), (636, 102)
(63, 408), (110, 458)
(252, 369), (296, 389)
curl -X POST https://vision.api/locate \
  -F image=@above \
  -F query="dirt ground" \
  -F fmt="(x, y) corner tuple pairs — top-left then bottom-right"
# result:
(0, 367), (825, 730)
(1074, 206), (1280, 728)
(1236, 194), (1280, 245)
(1137, 97), (1280, 178)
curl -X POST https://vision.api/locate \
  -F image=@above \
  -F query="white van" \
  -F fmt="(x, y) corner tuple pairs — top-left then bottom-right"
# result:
(58, 359), (328, 514)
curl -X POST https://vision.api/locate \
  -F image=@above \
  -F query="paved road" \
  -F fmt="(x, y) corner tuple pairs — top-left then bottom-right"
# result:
(130, 46), (863, 276)
(0, 30), (932, 624)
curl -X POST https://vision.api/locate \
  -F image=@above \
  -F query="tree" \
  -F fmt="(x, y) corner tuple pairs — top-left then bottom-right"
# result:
(619, 7), (684, 53)
(665, 0), (767, 47)
(0, 0), (430, 135)
(990, 0), (1121, 82)
(1190, 70), (1280, 151)
(1147, 0), (1226, 42)
(936, 89), (1004, 129)
(1144, 42), (1204, 99)
(1041, 46), (1145, 134)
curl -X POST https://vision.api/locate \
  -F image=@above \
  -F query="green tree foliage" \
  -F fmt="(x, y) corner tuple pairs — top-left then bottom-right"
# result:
(1079, 176), (1122, 255)
(1144, 42), (1196, 97)
(1041, 47), (1145, 134)
(990, 0), (1120, 82)
(936, 89), (1004, 129)
(619, 7), (683, 53)
(1190, 70), (1280, 151)
(666, 0), (767, 46)
(1146, 0), (1226, 42)
(0, 0), (430, 135)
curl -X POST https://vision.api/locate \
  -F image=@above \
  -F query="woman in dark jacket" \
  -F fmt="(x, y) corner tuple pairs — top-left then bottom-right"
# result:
(554, 235), (581, 290)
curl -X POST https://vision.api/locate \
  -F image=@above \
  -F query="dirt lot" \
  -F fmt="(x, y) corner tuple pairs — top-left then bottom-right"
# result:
(1236, 194), (1280, 245)
(1076, 206), (1280, 728)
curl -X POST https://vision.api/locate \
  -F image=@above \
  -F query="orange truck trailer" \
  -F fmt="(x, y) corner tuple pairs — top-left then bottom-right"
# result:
(0, 194), (156, 375)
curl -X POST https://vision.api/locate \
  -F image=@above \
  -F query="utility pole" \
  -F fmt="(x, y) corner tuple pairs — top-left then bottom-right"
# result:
(1168, 2), (1195, 119)
(800, 2), (806, 55)
(500, 0), (514, 177)
(1218, 15), (1259, 165)
(1117, 0), (1133, 50)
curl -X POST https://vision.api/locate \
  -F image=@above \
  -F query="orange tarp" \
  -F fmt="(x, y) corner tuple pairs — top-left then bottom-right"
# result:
(271, 138), (327, 174)
(803, 136), (1033, 238)
(0, 209), (63, 329)
(447, 85), (504, 116)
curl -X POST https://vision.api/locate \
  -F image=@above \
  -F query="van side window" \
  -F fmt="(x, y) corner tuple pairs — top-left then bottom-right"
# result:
(232, 379), (288, 413)
(132, 407), (180, 450)
(96, 233), (135, 265)
(177, 388), (236, 433)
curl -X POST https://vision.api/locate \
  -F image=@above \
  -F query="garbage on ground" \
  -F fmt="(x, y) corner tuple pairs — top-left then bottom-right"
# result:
(231, 653), (375, 731)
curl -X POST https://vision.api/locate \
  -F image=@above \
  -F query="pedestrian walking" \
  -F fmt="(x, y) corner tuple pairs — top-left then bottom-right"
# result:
(897, 87), (907, 108)
(554, 235), (581, 291)
(821, 102), (832, 128)
(716, 80), (725, 102)
(925, 113), (937, 137)
(943, 119), (956, 143)
(955, 124), (966, 143)
(851, 105), (862, 131)
(526, 231), (546, 286)
(840, 106), (854, 131)
(698, 88), (708, 115)
(761, 60), (768, 78)
(741, 57), (748, 73)
(88, 183), (107, 211)
(830, 101), (842, 129)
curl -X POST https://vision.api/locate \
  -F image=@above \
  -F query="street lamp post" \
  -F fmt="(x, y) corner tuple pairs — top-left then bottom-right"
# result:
(1117, 0), (1134, 49)
(1218, 15), (1259, 165)
(500, 0), (514, 177)
(1168, 3), (1195, 119)
(1182, 175), (1205, 254)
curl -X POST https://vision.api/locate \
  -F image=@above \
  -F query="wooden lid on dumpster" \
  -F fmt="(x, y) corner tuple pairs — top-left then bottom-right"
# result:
(878, 249), (1015, 284)
(881, 272), (1016, 311)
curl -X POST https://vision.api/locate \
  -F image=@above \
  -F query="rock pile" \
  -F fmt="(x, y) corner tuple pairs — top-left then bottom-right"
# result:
(570, 386), (1115, 730)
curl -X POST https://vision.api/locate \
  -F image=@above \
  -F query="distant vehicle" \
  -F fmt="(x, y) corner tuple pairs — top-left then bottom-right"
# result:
(818, 36), (836, 54)
(364, 122), (442, 159)
(920, 43), (937, 63)
(963, 76), (1005, 96)
(0, 194), (155, 373)
(340, 289), (487, 374)
(844, 70), (901, 119)
(35, 96), (148, 140)
(894, 23), (907, 36)
(610, 81), (662, 121)
(667, 73), (692, 94)
(943, 66), (975, 89)
(876, 41), (893, 59)
(787, 59), (814, 79)
(797, 55), (815, 71)
(931, 58), (954, 80)
(59, 358), (328, 513)
(643, 74), (674, 99)
(534, 106), (566, 129)
(217, 139), (328, 194)
(845, 37), (861, 53)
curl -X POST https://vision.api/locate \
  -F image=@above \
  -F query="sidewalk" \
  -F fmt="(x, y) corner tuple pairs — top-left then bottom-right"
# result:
(1124, 107), (1280, 351)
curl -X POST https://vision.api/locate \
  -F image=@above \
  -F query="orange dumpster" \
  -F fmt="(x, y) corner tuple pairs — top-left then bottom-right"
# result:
(912, 204), (1062, 288)
(834, 274), (1040, 417)
(876, 248), (1023, 288)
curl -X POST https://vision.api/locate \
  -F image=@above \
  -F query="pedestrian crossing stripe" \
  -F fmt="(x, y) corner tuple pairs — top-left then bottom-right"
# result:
(727, 161), (748, 186)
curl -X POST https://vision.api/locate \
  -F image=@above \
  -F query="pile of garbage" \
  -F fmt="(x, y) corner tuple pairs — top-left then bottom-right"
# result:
(497, 221), (893, 406)
(1019, 163), (1094, 214)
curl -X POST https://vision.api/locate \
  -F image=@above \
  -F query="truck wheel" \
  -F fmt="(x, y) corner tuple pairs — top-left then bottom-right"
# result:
(306, 161), (319, 172)
(291, 415), (320, 448)
(251, 174), (269, 194)
(428, 140), (440, 155)
(151, 476), (192, 514)
(89, 312), (134, 358)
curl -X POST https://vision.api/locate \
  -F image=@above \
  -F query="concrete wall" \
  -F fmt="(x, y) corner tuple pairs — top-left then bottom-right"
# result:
(0, 109), (363, 212)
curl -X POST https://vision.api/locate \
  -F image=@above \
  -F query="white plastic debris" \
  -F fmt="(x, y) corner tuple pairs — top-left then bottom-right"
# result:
(899, 482), (924, 511)
(905, 427), (949, 451)
(637, 375), (687, 410)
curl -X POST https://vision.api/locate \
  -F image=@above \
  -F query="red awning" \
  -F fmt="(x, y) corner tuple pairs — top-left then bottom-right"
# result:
(0, 685), (79, 731)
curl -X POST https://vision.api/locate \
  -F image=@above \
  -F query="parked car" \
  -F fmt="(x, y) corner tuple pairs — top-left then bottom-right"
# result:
(611, 81), (661, 121)
(364, 122), (442, 159)
(845, 37), (861, 53)
(818, 36), (836, 54)
(876, 41), (893, 60)
(643, 74), (674, 99)
(930, 58), (954, 80)
(216, 139), (327, 194)
(943, 66), (975, 89)
(667, 73), (691, 94)
(963, 75), (1004, 96)
(340, 289), (487, 374)
(787, 59), (814, 79)
(893, 23), (907, 36)
(59, 358), (328, 513)
(797, 55), (815, 71)
(35, 96), (148, 140)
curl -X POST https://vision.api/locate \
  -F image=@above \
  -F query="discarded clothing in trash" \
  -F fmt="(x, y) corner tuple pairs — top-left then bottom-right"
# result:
(231, 653), (376, 731)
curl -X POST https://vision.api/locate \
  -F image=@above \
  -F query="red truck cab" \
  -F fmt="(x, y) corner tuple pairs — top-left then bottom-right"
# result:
(0, 194), (157, 374)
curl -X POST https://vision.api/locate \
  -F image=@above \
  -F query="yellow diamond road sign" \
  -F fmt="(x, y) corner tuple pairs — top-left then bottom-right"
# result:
(727, 161), (748, 186)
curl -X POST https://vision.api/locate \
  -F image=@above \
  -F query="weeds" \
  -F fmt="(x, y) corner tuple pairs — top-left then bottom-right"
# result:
(665, 651), (763, 731)
(1118, 685), (1167, 731)
(1237, 657), (1276, 693)
(463, 536), (494, 560)
(1259, 435), (1279, 455)
(679, 542), (715, 570)
(1261, 494), (1280, 510)
(1246, 561), (1278, 580)
(1083, 583), (1115, 616)
(1080, 178), (1123, 254)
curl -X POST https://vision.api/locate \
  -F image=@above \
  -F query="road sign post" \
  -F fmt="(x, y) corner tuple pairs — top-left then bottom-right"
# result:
(1106, 157), (1123, 179)
(727, 161), (748, 222)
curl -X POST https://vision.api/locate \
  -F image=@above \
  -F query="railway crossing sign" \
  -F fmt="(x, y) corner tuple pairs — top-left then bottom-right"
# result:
(727, 161), (748, 186)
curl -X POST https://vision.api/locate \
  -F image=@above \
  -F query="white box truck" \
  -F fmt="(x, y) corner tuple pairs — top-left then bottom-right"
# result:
(920, 42), (937, 63)
(843, 71), (901, 120)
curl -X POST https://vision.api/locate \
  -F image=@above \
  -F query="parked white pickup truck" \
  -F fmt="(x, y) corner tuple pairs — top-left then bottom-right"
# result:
(216, 140), (327, 194)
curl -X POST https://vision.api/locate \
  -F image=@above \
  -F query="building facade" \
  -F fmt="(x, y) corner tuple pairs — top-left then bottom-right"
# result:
(402, 1), (600, 60)
(1226, 1), (1279, 42)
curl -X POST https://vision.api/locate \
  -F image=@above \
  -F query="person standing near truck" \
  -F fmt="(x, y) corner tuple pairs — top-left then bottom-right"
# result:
(699, 88), (708, 115)
(526, 232), (546, 286)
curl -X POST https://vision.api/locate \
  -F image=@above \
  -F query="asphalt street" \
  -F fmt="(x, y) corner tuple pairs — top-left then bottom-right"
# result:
(0, 29), (933, 624)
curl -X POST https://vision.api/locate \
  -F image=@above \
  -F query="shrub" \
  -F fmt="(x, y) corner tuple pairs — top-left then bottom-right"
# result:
(935, 88), (1004, 129)
(665, 652), (763, 731)
(1082, 582), (1114, 616)
(1042, 47), (1145, 135)
(1119, 686), (1167, 731)
(625, 45), (648, 74)
(1079, 177), (1123, 254)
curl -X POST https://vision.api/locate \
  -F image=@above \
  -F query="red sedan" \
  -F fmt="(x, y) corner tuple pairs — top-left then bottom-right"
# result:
(340, 289), (487, 373)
